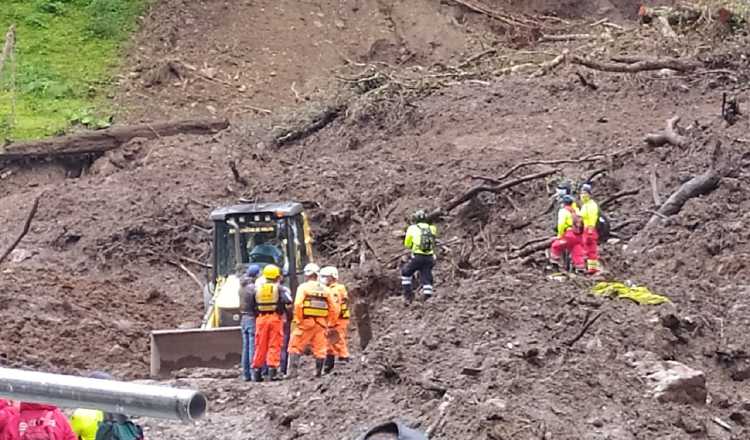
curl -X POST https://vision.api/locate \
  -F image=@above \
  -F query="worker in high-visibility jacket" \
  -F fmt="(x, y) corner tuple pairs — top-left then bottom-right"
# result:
(249, 264), (292, 382)
(321, 266), (350, 374)
(549, 195), (586, 272)
(287, 263), (339, 378)
(401, 209), (438, 303)
(579, 183), (601, 274)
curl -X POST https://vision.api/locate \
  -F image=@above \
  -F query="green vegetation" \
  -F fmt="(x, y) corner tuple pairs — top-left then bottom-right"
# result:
(0, 0), (147, 141)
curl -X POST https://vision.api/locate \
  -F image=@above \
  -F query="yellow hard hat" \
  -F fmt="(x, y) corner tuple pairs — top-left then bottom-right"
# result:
(263, 264), (281, 280)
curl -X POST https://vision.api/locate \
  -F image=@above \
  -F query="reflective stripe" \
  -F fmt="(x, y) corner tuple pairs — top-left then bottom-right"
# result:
(339, 297), (350, 319)
(401, 276), (412, 285)
(423, 285), (433, 295)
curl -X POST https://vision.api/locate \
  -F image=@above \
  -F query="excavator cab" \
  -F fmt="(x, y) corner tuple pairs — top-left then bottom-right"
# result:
(150, 202), (314, 377)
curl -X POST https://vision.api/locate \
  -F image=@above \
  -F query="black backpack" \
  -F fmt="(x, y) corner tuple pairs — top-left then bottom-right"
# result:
(95, 419), (144, 440)
(596, 212), (610, 242)
(417, 225), (435, 253)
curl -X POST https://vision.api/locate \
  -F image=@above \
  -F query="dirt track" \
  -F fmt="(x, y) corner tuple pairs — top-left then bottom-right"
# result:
(2, 0), (750, 438)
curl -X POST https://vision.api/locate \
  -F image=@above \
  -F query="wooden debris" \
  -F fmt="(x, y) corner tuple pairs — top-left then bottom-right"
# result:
(0, 118), (230, 163)
(0, 193), (41, 266)
(571, 56), (702, 73)
(644, 116), (687, 147)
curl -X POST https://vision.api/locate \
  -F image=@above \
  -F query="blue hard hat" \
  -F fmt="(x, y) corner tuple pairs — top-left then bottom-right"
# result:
(562, 195), (575, 205)
(245, 264), (261, 277)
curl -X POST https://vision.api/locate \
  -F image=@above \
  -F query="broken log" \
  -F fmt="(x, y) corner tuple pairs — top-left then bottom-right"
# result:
(0, 194), (41, 266)
(0, 118), (230, 163)
(529, 50), (568, 79)
(644, 116), (687, 147)
(273, 106), (341, 146)
(633, 143), (721, 246)
(571, 55), (702, 73)
(512, 238), (553, 259)
(432, 168), (558, 218)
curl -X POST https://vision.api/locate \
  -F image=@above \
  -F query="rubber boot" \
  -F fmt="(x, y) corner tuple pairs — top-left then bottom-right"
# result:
(268, 367), (279, 381)
(252, 368), (263, 383)
(338, 356), (350, 363)
(323, 354), (336, 374)
(286, 354), (300, 379)
(315, 358), (325, 378)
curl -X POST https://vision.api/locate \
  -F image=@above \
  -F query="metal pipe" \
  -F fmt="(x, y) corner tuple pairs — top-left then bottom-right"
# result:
(0, 368), (207, 423)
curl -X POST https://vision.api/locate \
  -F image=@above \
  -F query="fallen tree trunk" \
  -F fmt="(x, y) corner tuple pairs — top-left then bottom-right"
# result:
(273, 106), (341, 146)
(0, 118), (230, 162)
(632, 142), (722, 246)
(571, 55), (702, 73)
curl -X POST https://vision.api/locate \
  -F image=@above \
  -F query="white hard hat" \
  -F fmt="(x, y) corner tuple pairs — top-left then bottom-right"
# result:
(303, 263), (320, 276)
(319, 266), (338, 279)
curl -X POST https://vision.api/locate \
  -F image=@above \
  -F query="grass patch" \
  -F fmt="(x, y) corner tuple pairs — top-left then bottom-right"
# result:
(0, 0), (147, 141)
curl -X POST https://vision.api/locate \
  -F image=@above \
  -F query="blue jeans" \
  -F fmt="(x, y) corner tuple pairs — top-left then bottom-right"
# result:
(241, 315), (256, 380)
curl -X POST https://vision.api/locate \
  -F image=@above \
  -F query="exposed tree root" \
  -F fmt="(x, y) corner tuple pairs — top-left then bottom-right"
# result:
(0, 193), (41, 266)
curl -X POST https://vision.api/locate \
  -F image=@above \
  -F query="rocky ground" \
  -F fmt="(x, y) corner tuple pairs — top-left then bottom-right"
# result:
(1, 0), (750, 439)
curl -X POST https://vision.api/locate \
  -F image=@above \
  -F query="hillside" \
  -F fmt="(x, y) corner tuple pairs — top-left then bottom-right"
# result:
(1, 0), (749, 439)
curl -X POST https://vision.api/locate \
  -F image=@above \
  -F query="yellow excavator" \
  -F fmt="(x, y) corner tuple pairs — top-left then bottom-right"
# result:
(149, 201), (314, 377)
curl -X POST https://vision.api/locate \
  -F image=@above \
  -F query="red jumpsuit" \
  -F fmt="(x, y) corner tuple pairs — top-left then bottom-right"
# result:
(549, 205), (586, 271)
(580, 197), (601, 274)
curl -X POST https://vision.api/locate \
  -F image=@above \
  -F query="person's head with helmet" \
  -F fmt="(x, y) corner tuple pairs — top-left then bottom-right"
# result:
(561, 194), (575, 206)
(556, 180), (573, 199)
(303, 263), (320, 282)
(579, 182), (592, 203)
(411, 209), (427, 224)
(319, 266), (338, 287)
(262, 264), (282, 284)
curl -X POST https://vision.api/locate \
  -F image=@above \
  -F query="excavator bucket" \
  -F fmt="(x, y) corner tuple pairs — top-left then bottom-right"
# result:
(149, 327), (242, 378)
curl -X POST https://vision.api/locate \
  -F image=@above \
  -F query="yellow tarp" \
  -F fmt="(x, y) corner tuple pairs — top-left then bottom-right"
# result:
(591, 282), (671, 305)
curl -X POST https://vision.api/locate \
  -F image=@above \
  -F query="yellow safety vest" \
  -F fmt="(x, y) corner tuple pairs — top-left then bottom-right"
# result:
(255, 283), (279, 313)
(302, 286), (329, 318)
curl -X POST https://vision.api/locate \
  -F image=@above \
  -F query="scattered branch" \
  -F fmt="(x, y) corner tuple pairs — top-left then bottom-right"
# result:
(650, 166), (662, 207)
(228, 159), (248, 186)
(529, 50), (568, 79)
(273, 106), (342, 146)
(571, 55), (702, 73)
(0, 194), (41, 266)
(575, 71), (598, 90)
(448, 0), (534, 28)
(435, 168), (558, 217)
(472, 153), (603, 185)
(180, 256), (212, 269)
(565, 312), (604, 347)
(540, 34), (596, 42)
(644, 116), (687, 147)
(600, 188), (639, 209)
(168, 260), (204, 290)
(455, 48), (497, 69)
(512, 238), (554, 259)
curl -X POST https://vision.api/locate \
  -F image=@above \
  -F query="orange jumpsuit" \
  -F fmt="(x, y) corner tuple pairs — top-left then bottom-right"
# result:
(251, 282), (290, 369)
(326, 282), (351, 359)
(289, 280), (339, 360)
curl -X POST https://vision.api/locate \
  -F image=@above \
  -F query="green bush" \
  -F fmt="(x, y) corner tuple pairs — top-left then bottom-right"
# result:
(87, 0), (132, 39)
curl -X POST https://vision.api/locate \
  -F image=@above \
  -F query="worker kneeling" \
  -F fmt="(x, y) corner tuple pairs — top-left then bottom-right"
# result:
(250, 264), (292, 382)
(287, 263), (339, 378)
(321, 266), (350, 374)
(549, 195), (586, 272)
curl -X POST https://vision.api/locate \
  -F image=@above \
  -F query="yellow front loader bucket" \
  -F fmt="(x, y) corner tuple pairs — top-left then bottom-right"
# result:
(149, 276), (243, 378)
(149, 327), (242, 378)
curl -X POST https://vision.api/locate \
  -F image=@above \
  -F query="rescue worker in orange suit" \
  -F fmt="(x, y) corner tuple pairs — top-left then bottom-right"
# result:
(249, 264), (292, 382)
(320, 266), (350, 374)
(287, 263), (339, 378)
(579, 183), (601, 274)
(549, 195), (586, 272)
